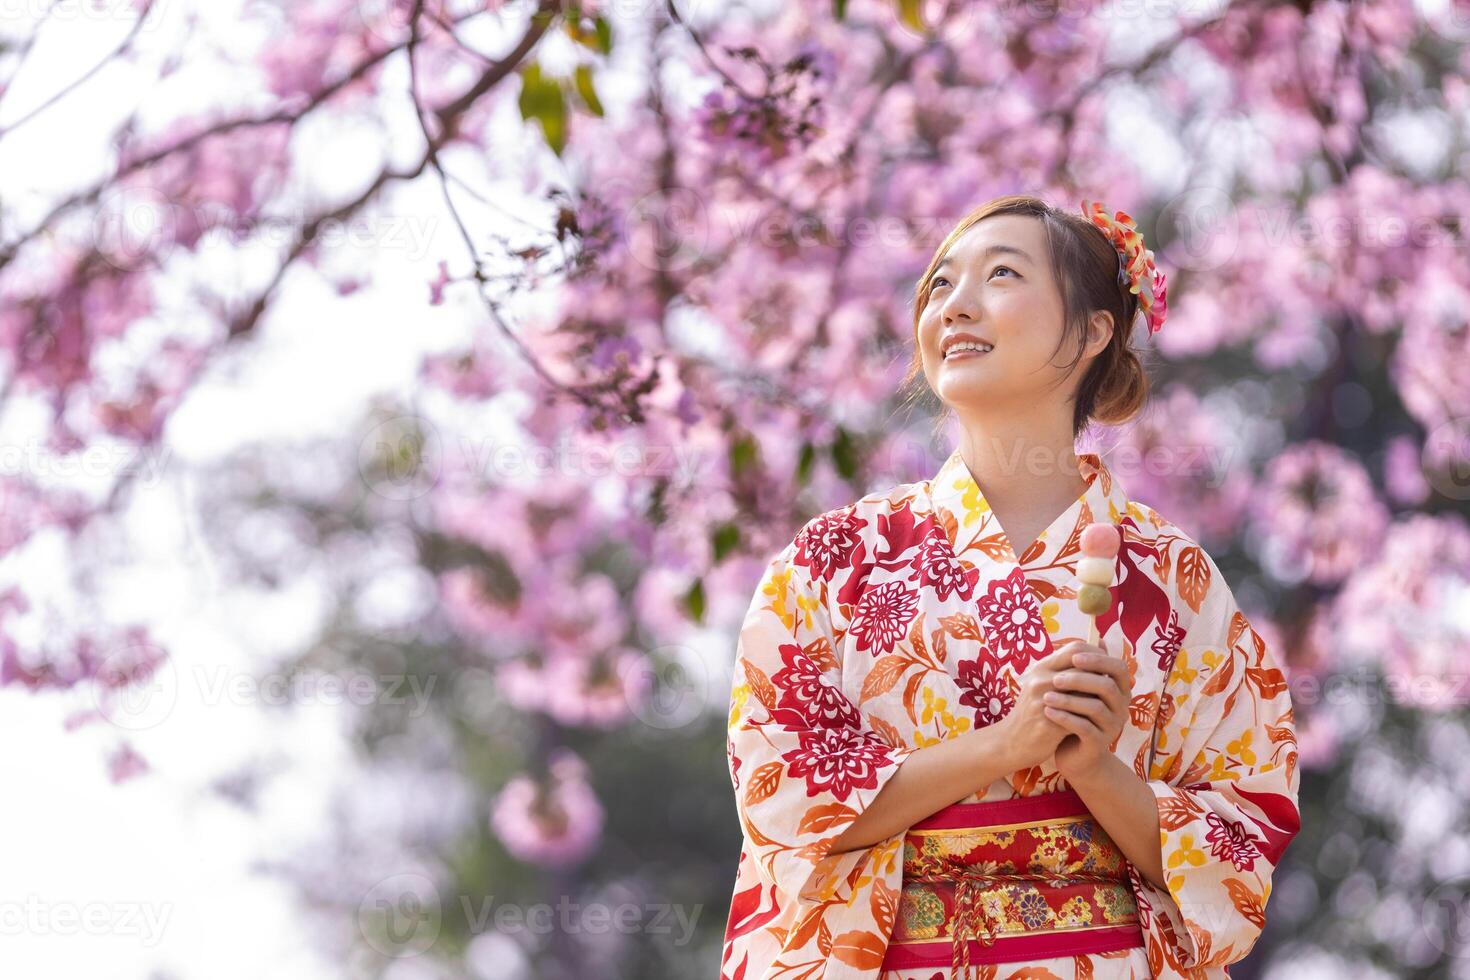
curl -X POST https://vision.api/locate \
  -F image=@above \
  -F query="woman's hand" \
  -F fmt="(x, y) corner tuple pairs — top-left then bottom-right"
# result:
(991, 648), (1076, 771)
(1045, 640), (1131, 779)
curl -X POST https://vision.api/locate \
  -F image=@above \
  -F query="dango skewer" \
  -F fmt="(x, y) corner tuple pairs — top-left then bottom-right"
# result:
(1076, 523), (1119, 647)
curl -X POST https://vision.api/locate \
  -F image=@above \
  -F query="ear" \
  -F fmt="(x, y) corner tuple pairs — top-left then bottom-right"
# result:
(1086, 310), (1114, 357)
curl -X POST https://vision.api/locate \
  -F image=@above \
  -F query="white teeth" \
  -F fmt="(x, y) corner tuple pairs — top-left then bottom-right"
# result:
(946, 342), (993, 358)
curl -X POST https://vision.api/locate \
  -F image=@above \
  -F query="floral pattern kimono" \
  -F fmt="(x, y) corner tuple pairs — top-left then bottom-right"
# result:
(721, 448), (1301, 980)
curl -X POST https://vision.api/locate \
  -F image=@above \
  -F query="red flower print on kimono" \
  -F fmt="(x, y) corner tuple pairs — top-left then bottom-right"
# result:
(975, 566), (1049, 672)
(771, 643), (859, 730)
(792, 508), (864, 583)
(875, 500), (940, 561)
(835, 501), (942, 611)
(1204, 811), (1263, 872)
(1152, 606), (1186, 673)
(780, 725), (893, 801)
(954, 651), (1015, 728)
(848, 579), (920, 657)
(908, 528), (979, 602)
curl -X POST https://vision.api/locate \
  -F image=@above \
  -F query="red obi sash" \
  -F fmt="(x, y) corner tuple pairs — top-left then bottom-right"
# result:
(881, 789), (1144, 979)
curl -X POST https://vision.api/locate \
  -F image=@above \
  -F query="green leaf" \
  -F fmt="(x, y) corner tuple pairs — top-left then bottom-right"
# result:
(830, 426), (860, 481)
(565, 13), (613, 54)
(796, 441), (817, 486)
(833, 0), (849, 20)
(572, 64), (604, 117)
(684, 578), (706, 624)
(518, 62), (567, 156)
(896, 0), (926, 33)
(712, 522), (741, 562)
(729, 433), (759, 477)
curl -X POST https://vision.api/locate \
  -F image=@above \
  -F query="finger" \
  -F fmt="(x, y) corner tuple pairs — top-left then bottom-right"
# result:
(1048, 642), (1104, 670)
(1070, 652), (1130, 690)
(1070, 669), (1123, 717)
(1058, 642), (1116, 670)
(1032, 653), (1079, 677)
(1043, 691), (1109, 721)
(1041, 647), (1081, 668)
(1051, 670), (1113, 695)
(1044, 705), (1102, 737)
(1070, 648), (1124, 674)
(1046, 705), (1093, 734)
(1051, 671), (1127, 715)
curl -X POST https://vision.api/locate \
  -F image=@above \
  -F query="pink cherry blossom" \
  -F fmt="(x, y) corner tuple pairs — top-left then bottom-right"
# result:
(1253, 441), (1388, 585)
(489, 749), (604, 868)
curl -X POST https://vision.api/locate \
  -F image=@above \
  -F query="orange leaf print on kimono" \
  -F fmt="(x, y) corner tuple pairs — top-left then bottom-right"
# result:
(722, 448), (1300, 980)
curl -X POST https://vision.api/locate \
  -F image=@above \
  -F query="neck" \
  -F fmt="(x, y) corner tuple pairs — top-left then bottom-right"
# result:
(953, 415), (1089, 506)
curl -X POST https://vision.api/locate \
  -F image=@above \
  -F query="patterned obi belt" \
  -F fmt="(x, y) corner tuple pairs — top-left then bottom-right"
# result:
(882, 788), (1144, 978)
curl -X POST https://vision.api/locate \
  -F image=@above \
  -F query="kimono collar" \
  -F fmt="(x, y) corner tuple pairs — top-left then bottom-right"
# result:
(927, 445), (1135, 566)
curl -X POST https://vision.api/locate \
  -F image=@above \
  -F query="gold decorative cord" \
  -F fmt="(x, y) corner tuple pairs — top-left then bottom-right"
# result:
(903, 857), (1129, 980)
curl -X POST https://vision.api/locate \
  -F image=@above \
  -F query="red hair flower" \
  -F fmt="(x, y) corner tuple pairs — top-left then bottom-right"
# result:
(1080, 200), (1169, 336)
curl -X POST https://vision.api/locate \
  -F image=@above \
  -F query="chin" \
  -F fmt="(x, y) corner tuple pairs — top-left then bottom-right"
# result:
(934, 374), (995, 408)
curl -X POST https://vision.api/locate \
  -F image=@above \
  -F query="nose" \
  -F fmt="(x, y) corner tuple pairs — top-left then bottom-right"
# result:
(941, 282), (979, 324)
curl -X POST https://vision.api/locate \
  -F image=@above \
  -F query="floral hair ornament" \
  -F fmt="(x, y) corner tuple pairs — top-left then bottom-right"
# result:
(1079, 200), (1169, 336)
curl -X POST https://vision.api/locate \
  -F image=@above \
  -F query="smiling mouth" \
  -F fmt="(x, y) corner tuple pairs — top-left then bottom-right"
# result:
(943, 344), (994, 361)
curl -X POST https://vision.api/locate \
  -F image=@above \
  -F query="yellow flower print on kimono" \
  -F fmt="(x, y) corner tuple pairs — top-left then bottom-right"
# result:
(722, 448), (1300, 980)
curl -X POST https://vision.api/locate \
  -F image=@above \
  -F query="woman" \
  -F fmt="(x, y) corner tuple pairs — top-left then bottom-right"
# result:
(720, 195), (1301, 980)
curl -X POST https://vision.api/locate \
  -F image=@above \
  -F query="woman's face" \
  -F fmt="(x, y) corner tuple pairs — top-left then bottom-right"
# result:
(917, 214), (1106, 422)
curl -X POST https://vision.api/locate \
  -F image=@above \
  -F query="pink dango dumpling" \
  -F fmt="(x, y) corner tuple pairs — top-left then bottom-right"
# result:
(1079, 522), (1119, 558)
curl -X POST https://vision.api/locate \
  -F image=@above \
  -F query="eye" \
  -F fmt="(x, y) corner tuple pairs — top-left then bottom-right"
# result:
(931, 275), (952, 290)
(991, 265), (1018, 279)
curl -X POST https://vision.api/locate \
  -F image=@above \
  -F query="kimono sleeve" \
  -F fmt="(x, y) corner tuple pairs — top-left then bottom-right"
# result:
(725, 522), (915, 908)
(1127, 556), (1302, 973)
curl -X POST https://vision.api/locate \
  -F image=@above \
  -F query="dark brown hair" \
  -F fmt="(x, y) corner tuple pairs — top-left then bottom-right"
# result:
(898, 194), (1151, 440)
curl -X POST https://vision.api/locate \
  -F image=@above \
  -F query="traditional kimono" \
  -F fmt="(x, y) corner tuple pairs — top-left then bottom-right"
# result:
(721, 447), (1301, 980)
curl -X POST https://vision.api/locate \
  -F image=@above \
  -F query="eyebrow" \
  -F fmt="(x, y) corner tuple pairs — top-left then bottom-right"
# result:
(936, 244), (1034, 272)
